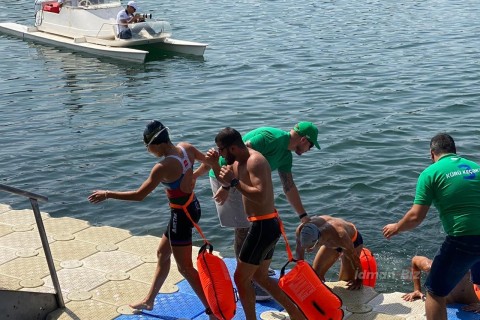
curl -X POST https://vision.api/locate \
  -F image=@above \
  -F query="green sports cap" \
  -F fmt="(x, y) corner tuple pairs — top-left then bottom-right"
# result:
(294, 122), (321, 149)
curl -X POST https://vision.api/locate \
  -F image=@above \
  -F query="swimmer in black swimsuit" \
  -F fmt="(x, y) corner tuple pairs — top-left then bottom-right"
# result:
(296, 215), (364, 290)
(88, 120), (215, 318)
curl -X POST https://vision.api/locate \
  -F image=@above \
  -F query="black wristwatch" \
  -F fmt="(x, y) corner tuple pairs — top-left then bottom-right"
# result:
(230, 178), (240, 188)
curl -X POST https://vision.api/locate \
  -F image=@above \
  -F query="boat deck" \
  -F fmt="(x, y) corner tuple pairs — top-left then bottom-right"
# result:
(0, 203), (476, 320)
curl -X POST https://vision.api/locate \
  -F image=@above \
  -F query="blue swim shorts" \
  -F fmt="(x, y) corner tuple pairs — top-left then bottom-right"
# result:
(425, 235), (480, 297)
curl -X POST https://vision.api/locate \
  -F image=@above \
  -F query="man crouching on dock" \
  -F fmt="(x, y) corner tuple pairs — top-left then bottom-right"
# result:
(295, 215), (364, 290)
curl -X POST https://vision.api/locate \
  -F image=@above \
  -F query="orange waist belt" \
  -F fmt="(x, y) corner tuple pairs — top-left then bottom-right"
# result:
(169, 193), (206, 241)
(248, 210), (292, 260)
(247, 211), (279, 222)
(169, 192), (195, 211)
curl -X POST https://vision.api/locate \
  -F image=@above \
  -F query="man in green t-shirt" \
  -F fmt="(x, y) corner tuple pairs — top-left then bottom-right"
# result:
(383, 133), (480, 320)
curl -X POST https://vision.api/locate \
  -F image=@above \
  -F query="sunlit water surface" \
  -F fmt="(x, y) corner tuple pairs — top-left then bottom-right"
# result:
(1, 0), (480, 293)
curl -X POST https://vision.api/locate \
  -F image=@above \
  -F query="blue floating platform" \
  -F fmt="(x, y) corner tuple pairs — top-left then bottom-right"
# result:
(446, 303), (480, 320)
(116, 258), (284, 320)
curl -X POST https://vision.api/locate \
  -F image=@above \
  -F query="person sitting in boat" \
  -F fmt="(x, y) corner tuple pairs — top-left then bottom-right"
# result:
(402, 255), (480, 313)
(295, 215), (364, 290)
(116, 1), (156, 39)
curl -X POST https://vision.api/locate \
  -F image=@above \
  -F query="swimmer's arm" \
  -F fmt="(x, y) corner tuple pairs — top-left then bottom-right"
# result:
(201, 147), (230, 186)
(342, 244), (362, 274)
(238, 170), (266, 203)
(231, 156), (270, 204)
(295, 225), (306, 260)
(383, 204), (429, 239)
(89, 162), (162, 203)
(411, 257), (423, 296)
(343, 244), (363, 290)
(193, 163), (210, 180)
(337, 231), (362, 277)
(402, 256), (430, 301)
(186, 144), (213, 181)
(412, 256), (431, 292)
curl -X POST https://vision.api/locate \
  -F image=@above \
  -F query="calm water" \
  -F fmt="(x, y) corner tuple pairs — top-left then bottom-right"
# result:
(1, 0), (480, 294)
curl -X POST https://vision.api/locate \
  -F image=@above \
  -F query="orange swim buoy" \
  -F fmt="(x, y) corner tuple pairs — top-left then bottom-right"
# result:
(279, 260), (344, 320)
(359, 247), (377, 287)
(474, 284), (480, 300)
(197, 243), (236, 320)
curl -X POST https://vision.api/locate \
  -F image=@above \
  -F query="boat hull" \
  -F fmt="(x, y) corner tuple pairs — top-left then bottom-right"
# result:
(0, 22), (148, 63)
(85, 35), (207, 57)
(0, 22), (207, 62)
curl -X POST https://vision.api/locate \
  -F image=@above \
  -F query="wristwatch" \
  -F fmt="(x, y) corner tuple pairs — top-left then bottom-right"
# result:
(230, 178), (240, 188)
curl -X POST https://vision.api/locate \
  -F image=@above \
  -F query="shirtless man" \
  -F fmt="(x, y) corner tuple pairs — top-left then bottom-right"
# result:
(295, 215), (364, 290)
(205, 127), (306, 320)
(403, 256), (480, 313)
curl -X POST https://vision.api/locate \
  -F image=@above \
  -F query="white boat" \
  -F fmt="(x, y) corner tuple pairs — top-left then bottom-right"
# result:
(0, 0), (207, 63)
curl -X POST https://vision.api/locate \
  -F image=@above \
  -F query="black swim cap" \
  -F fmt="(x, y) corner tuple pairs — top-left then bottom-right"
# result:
(143, 120), (169, 145)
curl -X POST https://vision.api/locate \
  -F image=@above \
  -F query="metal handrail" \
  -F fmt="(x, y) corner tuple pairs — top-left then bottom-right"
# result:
(0, 184), (65, 308)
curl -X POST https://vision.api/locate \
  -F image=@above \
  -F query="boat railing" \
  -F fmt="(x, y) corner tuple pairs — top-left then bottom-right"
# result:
(0, 184), (65, 309)
(96, 22), (117, 39)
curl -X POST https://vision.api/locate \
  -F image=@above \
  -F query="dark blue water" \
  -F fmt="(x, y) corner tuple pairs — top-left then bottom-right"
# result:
(1, 0), (480, 293)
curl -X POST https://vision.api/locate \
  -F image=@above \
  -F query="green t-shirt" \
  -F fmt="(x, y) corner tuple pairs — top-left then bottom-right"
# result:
(209, 127), (292, 177)
(414, 154), (480, 236)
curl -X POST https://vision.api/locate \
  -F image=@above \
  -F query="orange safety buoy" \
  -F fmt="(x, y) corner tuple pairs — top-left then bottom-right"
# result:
(359, 247), (377, 287)
(279, 260), (344, 320)
(474, 284), (480, 300)
(197, 243), (236, 320)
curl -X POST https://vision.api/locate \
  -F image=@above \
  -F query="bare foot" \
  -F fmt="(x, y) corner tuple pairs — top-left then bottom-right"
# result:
(129, 301), (154, 311)
(462, 302), (480, 313)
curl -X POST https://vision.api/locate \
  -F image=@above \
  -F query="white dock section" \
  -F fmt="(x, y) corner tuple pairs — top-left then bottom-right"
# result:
(0, 203), (431, 319)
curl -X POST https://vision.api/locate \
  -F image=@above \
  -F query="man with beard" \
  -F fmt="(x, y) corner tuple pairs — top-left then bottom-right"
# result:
(195, 122), (320, 299)
(204, 127), (306, 320)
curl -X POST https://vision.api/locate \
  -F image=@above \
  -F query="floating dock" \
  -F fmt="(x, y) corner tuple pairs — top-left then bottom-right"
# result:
(0, 203), (477, 319)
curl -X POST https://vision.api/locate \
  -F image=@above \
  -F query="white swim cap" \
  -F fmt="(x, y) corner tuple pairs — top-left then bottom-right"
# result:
(300, 222), (320, 248)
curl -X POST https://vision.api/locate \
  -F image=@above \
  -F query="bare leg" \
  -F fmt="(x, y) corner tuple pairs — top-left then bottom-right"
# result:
(312, 246), (340, 281)
(234, 227), (249, 259)
(130, 235), (172, 310)
(253, 259), (306, 320)
(447, 272), (478, 305)
(234, 261), (258, 320)
(171, 244), (215, 319)
(425, 291), (447, 320)
(462, 302), (480, 313)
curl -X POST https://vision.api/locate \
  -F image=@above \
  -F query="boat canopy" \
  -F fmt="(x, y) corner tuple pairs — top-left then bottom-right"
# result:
(44, 0), (122, 9)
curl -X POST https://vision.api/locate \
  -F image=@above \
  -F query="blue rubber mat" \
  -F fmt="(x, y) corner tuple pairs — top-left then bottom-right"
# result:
(116, 258), (284, 320)
(446, 303), (480, 320)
